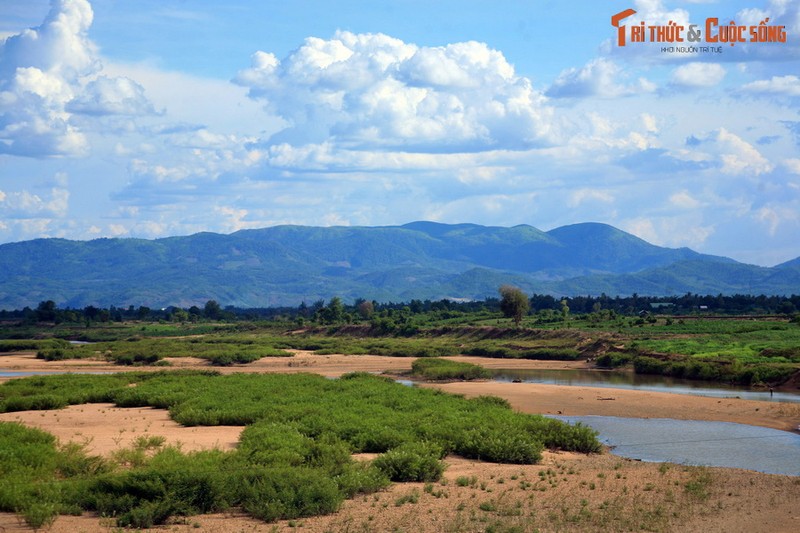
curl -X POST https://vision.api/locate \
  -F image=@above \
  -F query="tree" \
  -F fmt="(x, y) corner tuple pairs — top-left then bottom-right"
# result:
(327, 296), (345, 324)
(204, 300), (222, 320)
(35, 300), (57, 322)
(356, 300), (375, 319)
(499, 285), (529, 327)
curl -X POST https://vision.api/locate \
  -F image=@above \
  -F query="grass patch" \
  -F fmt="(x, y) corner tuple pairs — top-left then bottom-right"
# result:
(410, 357), (490, 381)
(0, 371), (601, 527)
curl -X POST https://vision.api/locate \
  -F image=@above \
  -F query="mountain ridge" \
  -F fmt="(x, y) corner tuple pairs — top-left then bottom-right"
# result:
(0, 221), (796, 309)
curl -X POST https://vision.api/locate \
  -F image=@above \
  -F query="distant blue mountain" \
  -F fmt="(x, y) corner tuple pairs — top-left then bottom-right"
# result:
(0, 221), (795, 309)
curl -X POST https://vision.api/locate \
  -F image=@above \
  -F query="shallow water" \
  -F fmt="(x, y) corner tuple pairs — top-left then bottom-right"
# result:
(550, 415), (800, 476)
(492, 368), (800, 403)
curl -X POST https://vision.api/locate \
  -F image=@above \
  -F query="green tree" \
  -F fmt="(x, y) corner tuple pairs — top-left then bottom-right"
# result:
(35, 300), (57, 322)
(356, 300), (374, 319)
(204, 300), (222, 320)
(499, 285), (529, 327)
(327, 296), (345, 324)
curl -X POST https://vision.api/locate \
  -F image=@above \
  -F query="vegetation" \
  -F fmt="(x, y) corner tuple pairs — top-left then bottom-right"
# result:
(0, 371), (600, 527)
(410, 357), (490, 381)
(2, 291), (799, 387)
(499, 285), (530, 327)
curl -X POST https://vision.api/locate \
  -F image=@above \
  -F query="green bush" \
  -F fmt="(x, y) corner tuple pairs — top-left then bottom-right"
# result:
(633, 355), (670, 374)
(0, 371), (602, 526)
(411, 357), (490, 381)
(87, 450), (229, 527)
(373, 441), (445, 482)
(36, 348), (66, 361)
(595, 353), (631, 368)
(464, 346), (580, 360)
(0, 339), (70, 352)
(456, 427), (544, 464)
(237, 467), (343, 522)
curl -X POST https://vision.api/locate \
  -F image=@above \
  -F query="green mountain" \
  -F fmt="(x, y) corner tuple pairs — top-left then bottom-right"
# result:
(0, 221), (794, 309)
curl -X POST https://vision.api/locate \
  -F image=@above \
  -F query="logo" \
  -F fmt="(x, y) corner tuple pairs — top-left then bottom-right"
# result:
(612, 9), (787, 52)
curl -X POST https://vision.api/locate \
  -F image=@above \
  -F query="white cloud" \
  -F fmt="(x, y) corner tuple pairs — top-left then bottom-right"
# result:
(688, 128), (774, 176)
(631, 0), (691, 26)
(67, 75), (157, 116)
(0, 187), (69, 218)
(104, 61), (284, 137)
(568, 188), (614, 207)
(669, 190), (702, 209)
(235, 31), (555, 151)
(784, 158), (800, 174)
(621, 216), (714, 249)
(755, 205), (799, 235)
(671, 63), (726, 88)
(547, 58), (655, 99)
(214, 205), (257, 233)
(641, 113), (658, 134)
(0, 0), (157, 157)
(715, 128), (773, 176)
(0, 0), (97, 79)
(740, 75), (800, 97)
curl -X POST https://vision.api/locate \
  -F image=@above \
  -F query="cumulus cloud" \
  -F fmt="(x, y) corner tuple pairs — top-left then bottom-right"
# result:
(687, 128), (773, 176)
(0, 0), (156, 157)
(67, 76), (157, 116)
(671, 63), (726, 88)
(235, 31), (555, 152)
(546, 58), (655, 99)
(0, 187), (69, 218)
(669, 190), (702, 209)
(0, 0), (98, 79)
(785, 158), (800, 174)
(714, 128), (774, 175)
(740, 75), (800, 97)
(725, 0), (800, 61)
(755, 205), (799, 236)
(567, 188), (614, 207)
(621, 216), (715, 249)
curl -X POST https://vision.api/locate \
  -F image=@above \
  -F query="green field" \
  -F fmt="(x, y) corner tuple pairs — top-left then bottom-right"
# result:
(0, 371), (599, 528)
(2, 312), (798, 386)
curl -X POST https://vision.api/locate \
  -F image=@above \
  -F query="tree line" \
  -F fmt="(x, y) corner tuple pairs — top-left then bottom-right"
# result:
(1, 291), (798, 326)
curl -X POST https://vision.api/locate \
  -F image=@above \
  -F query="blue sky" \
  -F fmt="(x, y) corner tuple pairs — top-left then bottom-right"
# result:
(1, 0), (799, 266)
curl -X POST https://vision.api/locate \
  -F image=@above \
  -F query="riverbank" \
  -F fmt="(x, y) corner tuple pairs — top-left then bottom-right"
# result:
(2, 350), (799, 432)
(1, 351), (799, 532)
(427, 380), (800, 433)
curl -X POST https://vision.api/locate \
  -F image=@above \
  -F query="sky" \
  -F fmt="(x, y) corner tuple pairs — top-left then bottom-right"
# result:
(0, 0), (799, 267)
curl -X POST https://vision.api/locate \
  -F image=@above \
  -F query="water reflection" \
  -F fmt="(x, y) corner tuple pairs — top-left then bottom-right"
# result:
(549, 415), (800, 476)
(493, 369), (800, 403)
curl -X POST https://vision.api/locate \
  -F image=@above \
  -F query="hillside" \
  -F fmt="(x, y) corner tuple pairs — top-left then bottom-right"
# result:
(0, 221), (794, 309)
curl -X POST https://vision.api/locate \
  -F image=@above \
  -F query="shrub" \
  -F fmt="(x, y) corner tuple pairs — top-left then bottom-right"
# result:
(87, 451), (228, 527)
(36, 348), (66, 361)
(633, 355), (670, 374)
(595, 353), (631, 368)
(464, 346), (580, 361)
(237, 467), (343, 522)
(410, 357), (490, 381)
(456, 427), (544, 464)
(373, 441), (446, 482)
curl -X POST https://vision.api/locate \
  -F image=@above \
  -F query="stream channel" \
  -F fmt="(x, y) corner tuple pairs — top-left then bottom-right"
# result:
(490, 368), (800, 475)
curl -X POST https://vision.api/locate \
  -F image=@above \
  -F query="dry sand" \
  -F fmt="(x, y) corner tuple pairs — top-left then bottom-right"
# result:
(1, 351), (799, 532)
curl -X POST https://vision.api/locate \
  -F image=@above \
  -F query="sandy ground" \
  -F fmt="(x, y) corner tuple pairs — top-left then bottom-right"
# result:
(0, 351), (588, 378)
(1, 351), (800, 532)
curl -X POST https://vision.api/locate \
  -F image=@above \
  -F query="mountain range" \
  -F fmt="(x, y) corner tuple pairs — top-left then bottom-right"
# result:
(0, 221), (798, 309)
